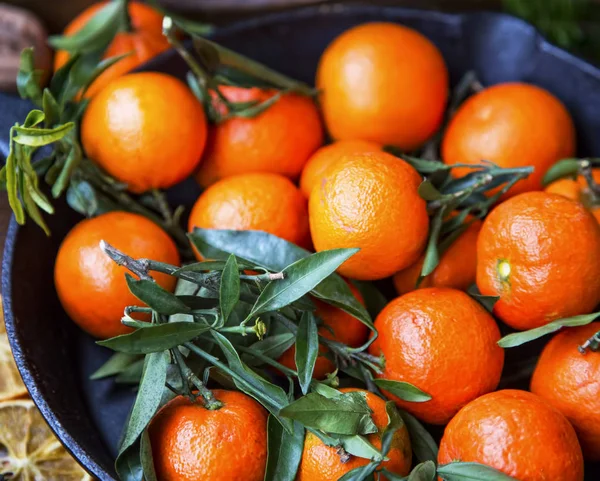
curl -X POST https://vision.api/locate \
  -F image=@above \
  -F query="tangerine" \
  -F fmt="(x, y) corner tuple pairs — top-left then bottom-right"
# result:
(316, 22), (448, 150)
(309, 151), (428, 280)
(477, 191), (600, 330)
(438, 390), (584, 481)
(442, 82), (576, 197)
(54, 1), (170, 98)
(531, 322), (600, 461)
(277, 283), (368, 379)
(81, 72), (207, 193)
(149, 390), (268, 481)
(296, 388), (411, 480)
(545, 168), (600, 223)
(393, 219), (481, 295)
(195, 86), (323, 187)
(299, 139), (381, 198)
(188, 172), (310, 249)
(54, 211), (180, 339)
(368, 288), (504, 425)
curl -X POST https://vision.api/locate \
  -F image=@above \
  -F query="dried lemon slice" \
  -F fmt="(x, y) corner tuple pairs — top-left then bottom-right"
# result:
(0, 298), (27, 401)
(0, 400), (93, 480)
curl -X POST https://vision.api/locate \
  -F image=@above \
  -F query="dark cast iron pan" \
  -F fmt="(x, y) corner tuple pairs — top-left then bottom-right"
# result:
(2, 4), (600, 480)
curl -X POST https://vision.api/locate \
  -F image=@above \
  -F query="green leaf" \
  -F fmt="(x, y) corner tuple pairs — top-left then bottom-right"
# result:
(189, 229), (372, 328)
(373, 379), (431, 403)
(115, 359), (145, 385)
(66, 179), (99, 216)
(5, 135), (25, 224)
(210, 331), (290, 426)
(42, 90), (60, 127)
(13, 122), (74, 146)
(542, 158), (582, 185)
(242, 333), (295, 366)
(22, 176), (50, 235)
(140, 430), (157, 481)
(295, 312), (319, 395)
(338, 462), (379, 481)
(336, 434), (384, 461)
(352, 281), (388, 319)
(23, 110), (45, 128)
(126, 274), (191, 316)
(280, 391), (377, 436)
(406, 461), (437, 481)
(220, 254), (240, 323)
(467, 285), (499, 313)
(48, 0), (127, 53)
(420, 209), (444, 278)
(398, 410), (438, 463)
(81, 51), (132, 96)
(381, 402), (405, 455)
(418, 181), (445, 201)
(248, 248), (359, 319)
(52, 141), (82, 198)
(98, 322), (211, 354)
(91, 352), (140, 380)
(437, 462), (516, 480)
(265, 416), (304, 481)
(498, 311), (600, 348)
(16, 48), (42, 105)
(117, 351), (168, 458)
(115, 438), (143, 481)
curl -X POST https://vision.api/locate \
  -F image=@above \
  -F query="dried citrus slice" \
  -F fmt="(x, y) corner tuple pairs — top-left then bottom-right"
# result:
(0, 399), (93, 480)
(0, 298), (27, 401)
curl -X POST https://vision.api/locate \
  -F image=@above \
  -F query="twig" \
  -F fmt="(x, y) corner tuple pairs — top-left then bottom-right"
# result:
(100, 240), (152, 280)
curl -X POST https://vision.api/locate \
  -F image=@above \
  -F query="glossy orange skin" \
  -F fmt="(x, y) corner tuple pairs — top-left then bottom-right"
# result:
(195, 86), (323, 187)
(54, 2), (170, 98)
(393, 219), (481, 295)
(369, 288), (503, 425)
(477, 192), (600, 330)
(54, 212), (180, 339)
(297, 388), (411, 481)
(188, 172), (311, 249)
(531, 322), (600, 461)
(438, 390), (584, 481)
(277, 284), (367, 379)
(299, 140), (381, 198)
(316, 22), (448, 150)
(149, 390), (268, 481)
(81, 72), (207, 194)
(545, 169), (600, 223)
(443, 83), (576, 198)
(309, 151), (428, 280)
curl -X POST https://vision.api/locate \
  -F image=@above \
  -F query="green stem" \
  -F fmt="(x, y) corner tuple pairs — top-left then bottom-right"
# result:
(172, 347), (223, 410)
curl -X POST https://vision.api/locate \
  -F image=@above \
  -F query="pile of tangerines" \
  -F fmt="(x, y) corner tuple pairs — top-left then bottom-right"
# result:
(6, 2), (600, 481)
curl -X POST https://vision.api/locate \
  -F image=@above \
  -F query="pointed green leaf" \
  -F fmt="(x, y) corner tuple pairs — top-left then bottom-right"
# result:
(542, 158), (581, 186)
(48, 0), (126, 52)
(406, 461), (437, 481)
(140, 430), (157, 481)
(336, 434), (384, 462)
(22, 177), (50, 235)
(52, 141), (82, 198)
(42, 89), (60, 127)
(98, 322), (211, 354)
(189, 229), (372, 328)
(373, 379), (431, 403)
(118, 351), (168, 456)
(13, 122), (74, 146)
(115, 359), (145, 385)
(295, 312), (319, 395)
(23, 110), (45, 128)
(126, 274), (191, 316)
(220, 254), (240, 323)
(91, 352), (141, 380)
(467, 285), (499, 313)
(248, 248), (358, 318)
(398, 410), (438, 463)
(16, 48), (42, 105)
(381, 402), (405, 455)
(498, 312), (600, 348)
(242, 333), (295, 366)
(418, 180), (445, 201)
(420, 209), (444, 278)
(280, 391), (377, 436)
(265, 416), (304, 481)
(437, 462), (517, 480)
(210, 331), (290, 425)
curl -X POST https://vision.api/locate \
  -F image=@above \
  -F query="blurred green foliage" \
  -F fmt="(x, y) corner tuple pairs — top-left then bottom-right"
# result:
(503, 0), (600, 62)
